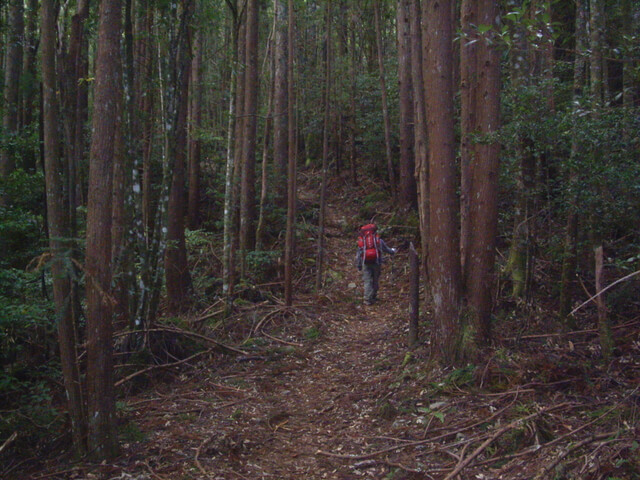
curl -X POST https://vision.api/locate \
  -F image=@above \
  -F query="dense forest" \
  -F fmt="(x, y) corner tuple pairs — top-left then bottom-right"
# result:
(1, 0), (639, 478)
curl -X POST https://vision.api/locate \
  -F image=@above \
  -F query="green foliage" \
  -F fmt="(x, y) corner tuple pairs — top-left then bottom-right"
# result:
(0, 368), (63, 453)
(431, 364), (477, 392)
(303, 326), (320, 340)
(0, 269), (55, 367)
(246, 250), (281, 284)
(0, 169), (46, 269)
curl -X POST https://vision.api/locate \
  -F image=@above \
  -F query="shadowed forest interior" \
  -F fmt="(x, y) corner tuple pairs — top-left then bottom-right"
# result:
(1, 0), (640, 478)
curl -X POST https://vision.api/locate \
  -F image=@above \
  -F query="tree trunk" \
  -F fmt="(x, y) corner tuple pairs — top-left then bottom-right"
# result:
(410, 0), (429, 278)
(589, 0), (604, 107)
(425, 0), (461, 364)
(165, 0), (194, 313)
(594, 246), (613, 359)
(348, 9), (358, 186)
(316, 0), (332, 292)
(239, 0), (259, 272)
(374, 0), (396, 194)
(459, 0), (477, 274)
(273, 0), (289, 208)
(397, 0), (417, 210)
(188, 31), (203, 230)
(85, 0), (122, 460)
(409, 243), (419, 346)
(41, 0), (87, 456)
(1, 0), (24, 195)
(559, 0), (587, 322)
(284, 0), (296, 306)
(22, 0), (39, 171)
(256, 30), (274, 251)
(464, 0), (501, 345)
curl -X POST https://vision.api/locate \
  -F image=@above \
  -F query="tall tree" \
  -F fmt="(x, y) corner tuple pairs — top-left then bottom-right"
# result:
(316, 0), (332, 292)
(85, 0), (122, 459)
(348, 5), (358, 186)
(222, 1), (243, 303)
(464, 0), (501, 345)
(165, 0), (194, 313)
(284, 0), (296, 306)
(410, 0), (429, 280)
(1, 0), (24, 197)
(459, 0), (477, 272)
(397, 0), (417, 210)
(188, 30), (203, 230)
(424, 0), (461, 363)
(41, 0), (87, 456)
(273, 0), (289, 207)
(239, 0), (259, 270)
(373, 0), (396, 193)
(559, 0), (587, 322)
(21, 0), (40, 167)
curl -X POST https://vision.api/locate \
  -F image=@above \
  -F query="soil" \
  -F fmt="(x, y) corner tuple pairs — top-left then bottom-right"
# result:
(7, 175), (640, 480)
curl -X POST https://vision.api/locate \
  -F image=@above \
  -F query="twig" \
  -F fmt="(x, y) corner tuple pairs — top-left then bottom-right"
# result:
(195, 434), (216, 478)
(161, 325), (249, 355)
(509, 319), (640, 341)
(115, 348), (212, 387)
(535, 431), (618, 479)
(318, 395), (547, 461)
(442, 403), (572, 480)
(476, 386), (639, 470)
(144, 459), (171, 480)
(569, 269), (640, 316)
(261, 330), (303, 347)
(0, 432), (17, 454)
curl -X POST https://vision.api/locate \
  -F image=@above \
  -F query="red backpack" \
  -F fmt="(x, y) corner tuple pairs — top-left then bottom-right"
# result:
(358, 224), (380, 264)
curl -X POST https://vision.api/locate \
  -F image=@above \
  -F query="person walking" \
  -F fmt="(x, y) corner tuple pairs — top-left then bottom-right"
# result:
(355, 224), (396, 305)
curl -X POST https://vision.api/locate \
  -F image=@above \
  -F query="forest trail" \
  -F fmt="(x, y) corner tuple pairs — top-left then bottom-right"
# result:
(118, 177), (420, 480)
(25, 177), (639, 480)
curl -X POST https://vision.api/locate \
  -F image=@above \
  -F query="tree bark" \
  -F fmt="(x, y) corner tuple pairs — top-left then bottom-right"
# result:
(256, 29), (274, 251)
(1, 0), (24, 193)
(188, 31), (203, 230)
(41, 0), (88, 456)
(424, 0), (461, 364)
(594, 246), (613, 359)
(459, 0), (477, 274)
(559, 0), (587, 322)
(284, 0), (296, 306)
(409, 243), (419, 346)
(397, 0), (417, 210)
(348, 8), (358, 186)
(410, 0), (429, 279)
(316, 0), (332, 292)
(464, 0), (501, 345)
(239, 0), (259, 271)
(22, 0), (39, 170)
(273, 0), (289, 208)
(223, 4), (243, 304)
(374, 0), (396, 194)
(165, 0), (194, 313)
(85, 0), (122, 460)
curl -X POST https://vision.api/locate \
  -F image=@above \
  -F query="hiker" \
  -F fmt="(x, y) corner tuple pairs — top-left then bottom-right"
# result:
(355, 224), (396, 305)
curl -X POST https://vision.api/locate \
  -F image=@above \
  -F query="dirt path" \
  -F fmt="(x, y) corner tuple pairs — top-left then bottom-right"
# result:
(24, 179), (637, 480)
(118, 182), (417, 480)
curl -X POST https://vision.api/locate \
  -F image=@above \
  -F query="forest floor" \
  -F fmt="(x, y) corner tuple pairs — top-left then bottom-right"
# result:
(9, 173), (640, 480)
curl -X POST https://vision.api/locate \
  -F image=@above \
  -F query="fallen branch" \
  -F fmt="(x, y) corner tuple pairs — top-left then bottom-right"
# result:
(475, 386), (639, 471)
(442, 404), (570, 480)
(570, 269), (640, 316)
(508, 319), (640, 341)
(195, 433), (216, 478)
(115, 348), (213, 387)
(535, 431), (621, 479)
(0, 432), (17, 454)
